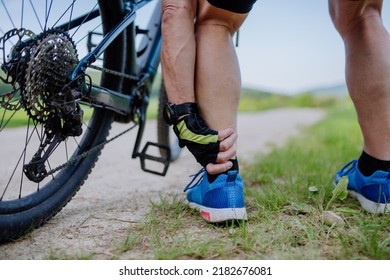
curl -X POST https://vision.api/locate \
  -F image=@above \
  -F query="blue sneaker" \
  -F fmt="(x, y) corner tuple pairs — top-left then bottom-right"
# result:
(335, 160), (390, 213)
(183, 169), (247, 223)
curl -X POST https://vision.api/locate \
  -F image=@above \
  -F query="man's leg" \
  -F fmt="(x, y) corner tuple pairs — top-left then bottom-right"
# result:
(182, 0), (254, 223)
(330, 0), (390, 161)
(195, 0), (249, 174)
(161, 0), (237, 172)
(330, 0), (390, 212)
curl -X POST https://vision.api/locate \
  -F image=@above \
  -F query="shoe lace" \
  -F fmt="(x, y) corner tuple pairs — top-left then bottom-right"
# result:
(183, 168), (205, 192)
(338, 159), (357, 177)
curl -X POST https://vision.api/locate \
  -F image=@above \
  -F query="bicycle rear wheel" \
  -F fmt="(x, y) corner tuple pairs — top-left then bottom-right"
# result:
(0, 0), (126, 243)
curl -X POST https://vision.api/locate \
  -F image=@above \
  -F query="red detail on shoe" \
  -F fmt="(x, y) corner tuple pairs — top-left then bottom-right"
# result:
(200, 210), (211, 221)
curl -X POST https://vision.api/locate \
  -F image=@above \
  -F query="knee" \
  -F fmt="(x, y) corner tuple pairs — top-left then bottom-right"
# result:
(162, 0), (195, 28)
(329, 0), (382, 37)
(197, 14), (245, 35)
(197, 2), (247, 35)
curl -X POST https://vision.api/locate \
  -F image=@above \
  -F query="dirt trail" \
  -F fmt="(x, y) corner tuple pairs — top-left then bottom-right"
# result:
(0, 108), (325, 259)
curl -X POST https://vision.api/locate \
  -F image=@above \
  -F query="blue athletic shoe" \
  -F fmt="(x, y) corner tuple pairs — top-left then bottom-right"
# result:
(335, 159), (390, 213)
(183, 169), (247, 223)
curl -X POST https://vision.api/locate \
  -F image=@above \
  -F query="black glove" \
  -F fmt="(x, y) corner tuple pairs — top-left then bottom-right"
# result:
(173, 112), (220, 167)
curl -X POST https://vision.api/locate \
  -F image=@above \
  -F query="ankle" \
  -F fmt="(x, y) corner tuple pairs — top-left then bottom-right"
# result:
(207, 159), (239, 183)
(358, 150), (390, 176)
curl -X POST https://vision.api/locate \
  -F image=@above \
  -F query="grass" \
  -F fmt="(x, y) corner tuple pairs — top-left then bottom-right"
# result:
(117, 99), (390, 260)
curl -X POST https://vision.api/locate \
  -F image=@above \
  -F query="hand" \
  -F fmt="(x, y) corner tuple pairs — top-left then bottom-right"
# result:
(206, 128), (238, 175)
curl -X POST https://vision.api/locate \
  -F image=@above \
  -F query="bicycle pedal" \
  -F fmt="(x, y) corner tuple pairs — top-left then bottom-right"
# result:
(138, 142), (171, 176)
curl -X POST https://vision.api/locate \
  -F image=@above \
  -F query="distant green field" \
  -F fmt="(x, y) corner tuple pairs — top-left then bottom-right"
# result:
(238, 88), (337, 112)
(0, 105), (94, 128)
(1, 72), (338, 128)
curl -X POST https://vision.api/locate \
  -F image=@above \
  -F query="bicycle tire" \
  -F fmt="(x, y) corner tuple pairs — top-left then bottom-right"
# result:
(0, 0), (126, 243)
(157, 80), (182, 162)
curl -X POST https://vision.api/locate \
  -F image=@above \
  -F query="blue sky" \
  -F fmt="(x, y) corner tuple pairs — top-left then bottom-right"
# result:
(2, 1), (390, 95)
(235, 0), (390, 94)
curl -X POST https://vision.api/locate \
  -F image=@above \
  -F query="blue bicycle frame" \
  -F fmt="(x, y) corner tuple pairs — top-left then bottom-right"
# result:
(69, 0), (162, 115)
(66, 0), (168, 175)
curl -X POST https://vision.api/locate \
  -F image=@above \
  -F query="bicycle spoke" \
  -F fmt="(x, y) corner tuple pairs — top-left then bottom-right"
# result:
(1, 0), (16, 29)
(68, 0), (76, 31)
(75, 22), (102, 45)
(2, 118), (36, 199)
(44, 0), (54, 31)
(21, 0), (25, 28)
(0, 109), (17, 133)
(70, 2), (99, 38)
(0, 110), (5, 129)
(65, 138), (69, 162)
(28, 0), (44, 31)
(51, 1), (76, 30)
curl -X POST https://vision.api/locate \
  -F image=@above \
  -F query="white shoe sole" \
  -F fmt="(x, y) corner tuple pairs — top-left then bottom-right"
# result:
(349, 191), (390, 214)
(188, 202), (247, 223)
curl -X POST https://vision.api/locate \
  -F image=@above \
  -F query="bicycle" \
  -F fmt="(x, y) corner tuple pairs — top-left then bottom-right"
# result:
(0, 0), (180, 243)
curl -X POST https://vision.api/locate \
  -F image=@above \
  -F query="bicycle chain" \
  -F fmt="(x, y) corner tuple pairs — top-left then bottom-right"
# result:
(88, 64), (139, 81)
(45, 122), (138, 177)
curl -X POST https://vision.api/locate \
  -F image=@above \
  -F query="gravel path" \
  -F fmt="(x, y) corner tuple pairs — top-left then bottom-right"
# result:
(0, 108), (325, 259)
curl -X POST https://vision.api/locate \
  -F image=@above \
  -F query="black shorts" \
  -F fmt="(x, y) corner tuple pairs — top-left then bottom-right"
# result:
(207, 0), (257, 14)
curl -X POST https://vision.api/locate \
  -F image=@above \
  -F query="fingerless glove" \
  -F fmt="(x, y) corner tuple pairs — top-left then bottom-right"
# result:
(173, 112), (220, 167)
